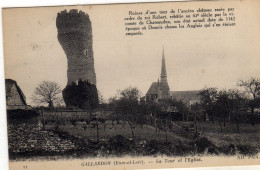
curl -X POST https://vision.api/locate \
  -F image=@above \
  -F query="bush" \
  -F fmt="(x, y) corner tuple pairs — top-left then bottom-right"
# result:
(237, 144), (258, 155)
(218, 144), (236, 155)
(173, 141), (195, 156)
(7, 109), (39, 119)
(107, 135), (135, 155)
(195, 137), (214, 153)
(144, 140), (164, 155)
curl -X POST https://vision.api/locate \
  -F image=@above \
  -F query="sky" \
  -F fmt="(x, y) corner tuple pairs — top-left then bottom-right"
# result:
(2, 0), (260, 105)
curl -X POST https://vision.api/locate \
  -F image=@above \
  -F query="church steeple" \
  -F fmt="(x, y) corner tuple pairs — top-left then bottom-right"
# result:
(161, 47), (167, 77)
(159, 47), (170, 99)
(145, 47), (171, 102)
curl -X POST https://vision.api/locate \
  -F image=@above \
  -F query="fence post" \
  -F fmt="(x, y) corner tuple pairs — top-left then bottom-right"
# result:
(165, 117), (168, 143)
(41, 109), (45, 130)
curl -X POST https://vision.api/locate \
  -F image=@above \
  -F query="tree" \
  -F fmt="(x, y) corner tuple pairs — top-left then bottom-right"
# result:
(108, 91), (121, 126)
(97, 90), (108, 110)
(237, 77), (260, 126)
(190, 103), (202, 133)
(32, 81), (62, 108)
(215, 90), (233, 130)
(117, 86), (142, 139)
(228, 89), (247, 132)
(172, 99), (190, 121)
(198, 87), (218, 122)
(142, 101), (162, 132)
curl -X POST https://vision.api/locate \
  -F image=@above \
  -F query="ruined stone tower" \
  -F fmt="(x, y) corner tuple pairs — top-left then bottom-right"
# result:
(56, 9), (98, 109)
(56, 9), (96, 85)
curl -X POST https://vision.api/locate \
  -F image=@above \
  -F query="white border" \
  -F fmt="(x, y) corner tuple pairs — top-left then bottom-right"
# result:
(0, 1), (260, 170)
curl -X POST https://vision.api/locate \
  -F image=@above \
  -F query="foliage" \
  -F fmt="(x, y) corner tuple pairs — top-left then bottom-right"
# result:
(196, 77), (260, 130)
(62, 80), (99, 110)
(237, 77), (260, 126)
(107, 86), (143, 138)
(198, 87), (218, 121)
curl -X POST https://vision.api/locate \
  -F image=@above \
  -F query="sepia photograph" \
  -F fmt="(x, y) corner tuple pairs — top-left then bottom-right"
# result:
(1, 0), (260, 169)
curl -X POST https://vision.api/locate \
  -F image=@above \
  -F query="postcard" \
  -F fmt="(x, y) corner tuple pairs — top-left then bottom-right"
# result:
(2, 0), (260, 169)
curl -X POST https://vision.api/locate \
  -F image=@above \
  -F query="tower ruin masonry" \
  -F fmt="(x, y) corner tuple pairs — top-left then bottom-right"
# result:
(56, 9), (98, 109)
(56, 9), (96, 85)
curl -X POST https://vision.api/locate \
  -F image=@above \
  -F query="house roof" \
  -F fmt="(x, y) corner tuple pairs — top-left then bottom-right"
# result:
(5, 79), (27, 105)
(170, 90), (201, 104)
(146, 82), (159, 95)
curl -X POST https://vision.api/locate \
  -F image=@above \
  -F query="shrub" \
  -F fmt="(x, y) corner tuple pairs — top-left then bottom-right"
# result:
(237, 144), (258, 155)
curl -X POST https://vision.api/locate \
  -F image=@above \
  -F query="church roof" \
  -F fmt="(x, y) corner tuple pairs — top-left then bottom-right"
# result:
(170, 90), (201, 104)
(5, 79), (27, 105)
(146, 82), (159, 95)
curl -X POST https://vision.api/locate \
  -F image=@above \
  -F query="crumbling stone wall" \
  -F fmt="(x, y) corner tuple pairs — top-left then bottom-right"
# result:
(8, 119), (78, 154)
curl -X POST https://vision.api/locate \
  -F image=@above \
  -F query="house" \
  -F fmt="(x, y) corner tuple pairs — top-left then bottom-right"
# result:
(5, 79), (29, 110)
(170, 90), (201, 106)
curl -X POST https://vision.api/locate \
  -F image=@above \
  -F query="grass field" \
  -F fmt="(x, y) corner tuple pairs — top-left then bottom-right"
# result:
(7, 110), (260, 159)
(46, 120), (188, 143)
(39, 110), (260, 156)
(46, 119), (260, 153)
(7, 111), (260, 158)
(196, 121), (260, 150)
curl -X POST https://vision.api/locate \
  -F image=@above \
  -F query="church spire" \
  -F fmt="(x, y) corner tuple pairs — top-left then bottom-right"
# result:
(161, 47), (167, 77)
(158, 46), (170, 99)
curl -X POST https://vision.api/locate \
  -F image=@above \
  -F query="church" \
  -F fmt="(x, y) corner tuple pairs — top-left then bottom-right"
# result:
(145, 49), (201, 107)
